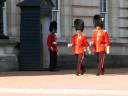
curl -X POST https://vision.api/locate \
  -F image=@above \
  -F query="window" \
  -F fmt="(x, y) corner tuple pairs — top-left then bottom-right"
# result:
(0, 1), (7, 36)
(3, 1), (7, 35)
(100, 0), (108, 31)
(51, 0), (60, 37)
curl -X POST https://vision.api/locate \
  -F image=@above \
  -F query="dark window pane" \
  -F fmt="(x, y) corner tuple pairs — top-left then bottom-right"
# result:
(100, 13), (105, 29)
(52, 12), (57, 21)
(52, 0), (58, 10)
(100, 0), (107, 12)
(56, 0), (58, 10)
(103, 1), (106, 12)
(100, 0), (102, 12)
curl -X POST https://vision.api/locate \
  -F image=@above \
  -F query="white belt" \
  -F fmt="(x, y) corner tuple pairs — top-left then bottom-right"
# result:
(53, 42), (57, 44)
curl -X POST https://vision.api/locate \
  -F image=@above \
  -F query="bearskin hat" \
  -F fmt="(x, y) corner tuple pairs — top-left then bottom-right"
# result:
(74, 19), (84, 32)
(93, 14), (104, 28)
(49, 21), (57, 32)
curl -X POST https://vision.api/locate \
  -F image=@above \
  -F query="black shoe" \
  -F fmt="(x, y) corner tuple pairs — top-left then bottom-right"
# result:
(81, 70), (86, 75)
(54, 69), (59, 71)
(96, 73), (100, 76)
(76, 73), (79, 76)
(101, 68), (105, 75)
(50, 70), (54, 72)
(49, 68), (54, 72)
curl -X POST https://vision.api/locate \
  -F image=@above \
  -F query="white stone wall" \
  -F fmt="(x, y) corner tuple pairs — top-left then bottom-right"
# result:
(60, 0), (100, 43)
(108, 0), (120, 41)
(119, 0), (128, 41)
(108, 0), (128, 43)
(5, 0), (128, 54)
(6, 0), (22, 42)
(72, 0), (100, 38)
(60, 0), (72, 39)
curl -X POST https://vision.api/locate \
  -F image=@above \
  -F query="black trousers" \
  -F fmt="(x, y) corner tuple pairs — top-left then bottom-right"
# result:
(95, 51), (105, 74)
(49, 50), (57, 71)
(75, 53), (85, 73)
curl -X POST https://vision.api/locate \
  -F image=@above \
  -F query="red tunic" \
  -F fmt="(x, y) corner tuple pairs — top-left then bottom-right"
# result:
(91, 30), (110, 52)
(72, 34), (89, 54)
(47, 33), (58, 52)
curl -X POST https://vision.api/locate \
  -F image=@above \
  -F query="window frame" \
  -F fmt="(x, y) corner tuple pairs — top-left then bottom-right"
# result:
(2, 1), (7, 35)
(52, 0), (60, 37)
(100, 0), (108, 32)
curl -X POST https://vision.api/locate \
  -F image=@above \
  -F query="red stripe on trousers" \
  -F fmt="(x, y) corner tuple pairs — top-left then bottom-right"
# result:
(99, 51), (105, 74)
(78, 53), (83, 73)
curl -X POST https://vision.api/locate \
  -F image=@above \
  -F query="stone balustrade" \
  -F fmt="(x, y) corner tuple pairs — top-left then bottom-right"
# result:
(0, 39), (19, 71)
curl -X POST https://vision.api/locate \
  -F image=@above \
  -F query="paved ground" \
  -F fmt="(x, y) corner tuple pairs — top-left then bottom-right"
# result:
(0, 68), (128, 96)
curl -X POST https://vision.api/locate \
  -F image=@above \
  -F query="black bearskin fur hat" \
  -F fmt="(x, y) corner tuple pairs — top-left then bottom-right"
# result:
(93, 14), (104, 28)
(74, 19), (84, 32)
(49, 21), (57, 32)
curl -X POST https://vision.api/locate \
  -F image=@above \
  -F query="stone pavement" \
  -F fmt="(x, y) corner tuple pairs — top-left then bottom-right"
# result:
(0, 68), (128, 96)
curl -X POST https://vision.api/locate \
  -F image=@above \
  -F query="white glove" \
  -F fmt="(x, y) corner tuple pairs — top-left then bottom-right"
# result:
(89, 42), (94, 46)
(106, 46), (110, 54)
(84, 47), (86, 52)
(88, 51), (91, 54)
(68, 43), (72, 47)
(106, 51), (110, 54)
(51, 47), (53, 51)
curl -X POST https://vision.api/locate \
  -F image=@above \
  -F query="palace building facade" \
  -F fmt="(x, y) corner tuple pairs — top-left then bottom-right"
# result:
(0, 0), (128, 71)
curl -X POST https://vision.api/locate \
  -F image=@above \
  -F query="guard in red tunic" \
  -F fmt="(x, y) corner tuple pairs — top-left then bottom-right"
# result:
(47, 21), (58, 72)
(68, 19), (91, 76)
(90, 15), (110, 76)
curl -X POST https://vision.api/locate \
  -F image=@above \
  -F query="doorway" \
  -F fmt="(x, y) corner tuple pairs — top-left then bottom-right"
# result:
(41, 15), (50, 69)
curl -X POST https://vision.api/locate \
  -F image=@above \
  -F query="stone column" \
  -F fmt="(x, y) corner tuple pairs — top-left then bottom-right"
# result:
(108, 0), (120, 42)
(119, 0), (128, 43)
(6, 0), (21, 41)
(60, 0), (73, 38)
